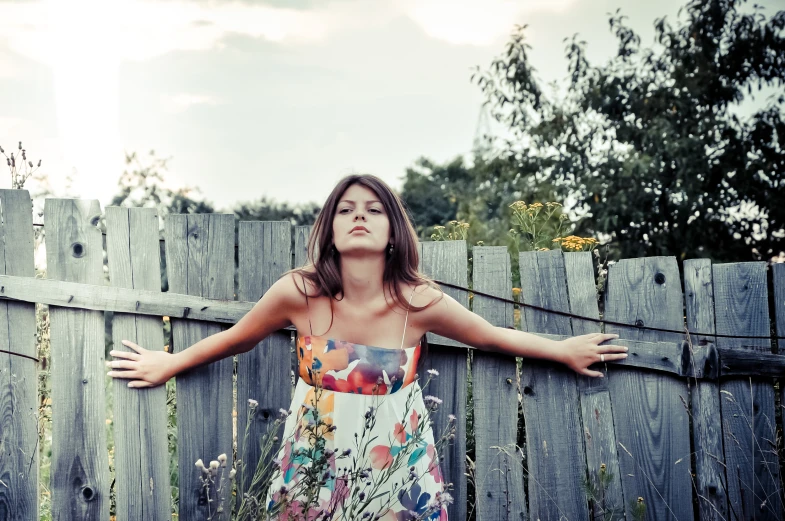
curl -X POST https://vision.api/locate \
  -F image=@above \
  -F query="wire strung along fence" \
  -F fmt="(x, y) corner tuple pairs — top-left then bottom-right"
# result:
(1, 188), (785, 521)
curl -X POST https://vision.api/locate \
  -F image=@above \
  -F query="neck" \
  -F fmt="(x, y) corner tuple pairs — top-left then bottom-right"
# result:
(338, 254), (386, 302)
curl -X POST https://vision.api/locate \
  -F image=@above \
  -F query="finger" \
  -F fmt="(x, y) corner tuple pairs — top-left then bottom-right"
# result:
(581, 368), (604, 378)
(120, 340), (146, 353)
(596, 334), (620, 344)
(106, 360), (137, 370)
(107, 370), (140, 380)
(603, 353), (628, 362)
(109, 349), (141, 361)
(128, 380), (154, 389)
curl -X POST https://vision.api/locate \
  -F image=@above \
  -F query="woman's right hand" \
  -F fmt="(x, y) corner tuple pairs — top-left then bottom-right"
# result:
(106, 340), (177, 388)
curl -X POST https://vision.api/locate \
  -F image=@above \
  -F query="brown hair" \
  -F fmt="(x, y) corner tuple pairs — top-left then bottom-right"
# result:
(291, 174), (441, 350)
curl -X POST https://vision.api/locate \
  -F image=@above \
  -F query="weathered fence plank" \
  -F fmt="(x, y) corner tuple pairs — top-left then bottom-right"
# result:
(45, 198), (110, 520)
(106, 206), (171, 520)
(236, 221), (292, 499)
(0, 190), (38, 521)
(165, 214), (235, 521)
(684, 258), (727, 521)
(292, 225), (312, 386)
(774, 263), (785, 510)
(471, 246), (525, 520)
(563, 251), (624, 520)
(603, 257), (693, 520)
(518, 249), (588, 521)
(419, 240), (468, 521)
(714, 262), (782, 520)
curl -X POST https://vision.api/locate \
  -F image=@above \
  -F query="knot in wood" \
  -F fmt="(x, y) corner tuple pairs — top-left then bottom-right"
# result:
(71, 242), (85, 258)
(81, 485), (96, 501)
(634, 319), (644, 327)
(654, 272), (666, 284)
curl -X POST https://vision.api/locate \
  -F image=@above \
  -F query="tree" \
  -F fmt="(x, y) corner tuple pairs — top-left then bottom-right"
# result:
(474, 0), (785, 261)
(401, 153), (562, 248)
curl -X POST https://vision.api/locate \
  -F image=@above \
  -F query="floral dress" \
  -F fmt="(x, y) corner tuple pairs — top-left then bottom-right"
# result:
(264, 293), (450, 520)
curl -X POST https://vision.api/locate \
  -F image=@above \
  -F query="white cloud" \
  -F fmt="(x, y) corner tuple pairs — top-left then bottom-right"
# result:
(401, 0), (577, 46)
(161, 93), (222, 113)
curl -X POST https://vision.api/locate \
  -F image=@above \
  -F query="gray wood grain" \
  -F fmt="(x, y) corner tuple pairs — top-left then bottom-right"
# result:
(236, 221), (292, 499)
(684, 259), (727, 521)
(471, 246), (525, 520)
(563, 252), (624, 520)
(603, 256), (693, 520)
(713, 262), (781, 520)
(419, 240), (468, 521)
(294, 225), (313, 268)
(518, 249), (588, 521)
(292, 225), (312, 385)
(105, 206), (170, 520)
(0, 190), (37, 521)
(774, 263), (785, 511)
(164, 213), (235, 521)
(45, 198), (110, 520)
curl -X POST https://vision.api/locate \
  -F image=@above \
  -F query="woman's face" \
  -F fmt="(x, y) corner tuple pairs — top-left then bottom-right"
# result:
(332, 183), (391, 257)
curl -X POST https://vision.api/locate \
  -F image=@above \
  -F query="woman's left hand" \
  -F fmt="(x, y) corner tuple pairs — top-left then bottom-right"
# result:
(557, 333), (627, 377)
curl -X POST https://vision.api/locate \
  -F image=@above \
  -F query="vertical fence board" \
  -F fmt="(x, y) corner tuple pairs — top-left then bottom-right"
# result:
(106, 207), (170, 520)
(292, 226), (312, 386)
(603, 257), (693, 520)
(45, 198), (109, 520)
(237, 221), (292, 499)
(774, 263), (785, 513)
(684, 259), (727, 520)
(714, 262), (782, 520)
(472, 246), (525, 520)
(518, 249), (588, 521)
(165, 214), (235, 521)
(419, 240), (468, 521)
(0, 190), (37, 521)
(563, 251), (624, 520)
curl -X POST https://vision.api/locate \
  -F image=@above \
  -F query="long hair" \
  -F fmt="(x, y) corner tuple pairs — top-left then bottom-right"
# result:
(292, 174), (440, 351)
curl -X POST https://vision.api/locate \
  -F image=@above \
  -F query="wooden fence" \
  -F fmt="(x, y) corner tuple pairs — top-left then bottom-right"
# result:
(1, 189), (785, 521)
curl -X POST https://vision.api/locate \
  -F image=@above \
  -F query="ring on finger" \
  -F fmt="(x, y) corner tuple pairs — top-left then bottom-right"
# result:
(600, 354), (605, 362)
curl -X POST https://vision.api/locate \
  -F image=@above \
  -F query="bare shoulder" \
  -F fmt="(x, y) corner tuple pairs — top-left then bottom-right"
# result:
(404, 281), (447, 310)
(268, 270), (314, 307)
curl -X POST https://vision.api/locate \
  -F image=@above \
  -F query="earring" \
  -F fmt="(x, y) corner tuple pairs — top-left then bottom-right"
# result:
(388, 243), (394, 254)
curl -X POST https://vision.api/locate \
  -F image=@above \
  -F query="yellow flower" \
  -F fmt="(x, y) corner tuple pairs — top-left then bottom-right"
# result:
(529, 202), (544, 209)
(512, 288), (521, 297)
(509, 201), (527, 212)
(433, 225), (445, 231)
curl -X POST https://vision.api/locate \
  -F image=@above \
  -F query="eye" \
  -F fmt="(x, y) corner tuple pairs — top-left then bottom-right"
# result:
(369, 207), (382, 214)
(339, 208), (352, 214)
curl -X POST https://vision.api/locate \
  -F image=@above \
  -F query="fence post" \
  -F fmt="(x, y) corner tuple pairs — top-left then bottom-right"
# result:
(684, 259), (727, 520)
(236, 221), (292, 500)
(419, 240), (468, 521)
(0, 190), (38, 520)
(165, 214), (235, 521)
(713, 262), (782, 520)
(564, 251), (624, 520)
(603, 257), (694, 520)
(518, 249), (588, 521)
(45, 198), (110, 520)
(471, 246), (525, 520)
(106, 206), (171, 520)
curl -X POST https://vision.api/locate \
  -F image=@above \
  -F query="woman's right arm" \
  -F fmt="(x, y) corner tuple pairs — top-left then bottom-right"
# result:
(107, 272), (304, 388)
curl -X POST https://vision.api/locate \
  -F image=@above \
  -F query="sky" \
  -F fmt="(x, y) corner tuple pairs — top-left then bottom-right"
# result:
(1, 0), (781, 211)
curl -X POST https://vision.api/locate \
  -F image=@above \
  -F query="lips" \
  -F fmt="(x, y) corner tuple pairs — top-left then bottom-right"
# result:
(350, 226), (370, 233)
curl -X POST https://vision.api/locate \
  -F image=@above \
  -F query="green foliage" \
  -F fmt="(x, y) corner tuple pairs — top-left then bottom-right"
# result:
(473, 0), (785, 262)
(401, 154), (561, 250)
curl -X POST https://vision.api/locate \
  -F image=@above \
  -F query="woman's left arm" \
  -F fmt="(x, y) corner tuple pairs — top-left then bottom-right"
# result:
(420, 290), (628, 378)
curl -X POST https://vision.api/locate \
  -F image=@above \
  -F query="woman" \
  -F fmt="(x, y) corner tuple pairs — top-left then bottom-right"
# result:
(107, 174), (627, 519)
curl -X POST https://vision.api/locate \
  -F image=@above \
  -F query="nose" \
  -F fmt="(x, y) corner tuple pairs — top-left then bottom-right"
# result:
(354, 210), (366, 221)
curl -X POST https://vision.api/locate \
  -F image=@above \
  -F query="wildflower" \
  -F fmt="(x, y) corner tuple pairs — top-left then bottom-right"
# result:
(279, 408), (290, 418)
(209, 460), (219, 470)
(448, 414), (457, 422)
(272, 458), (282, 468)
(195, 459), (205, 470)
(341, 448), (352, 457)
(248, 399), (258, 409)
(228, 468), (237, 479)
(424, 395), (443, 406)
(426, 369), (439, 376)
(217, 453), (227, 466)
